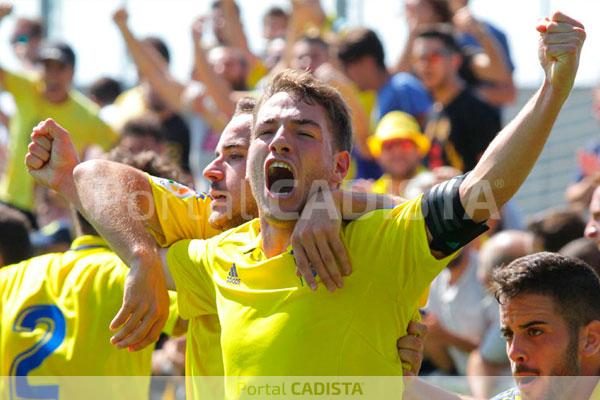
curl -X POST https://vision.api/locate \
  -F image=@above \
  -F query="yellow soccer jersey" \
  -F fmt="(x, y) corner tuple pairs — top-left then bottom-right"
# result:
(0, 71), (117, 211)
(0, 235), (178, 400)
(148, 175), (220, 247)
(148, 174), (225, 396)
(167, 195), (453, 396)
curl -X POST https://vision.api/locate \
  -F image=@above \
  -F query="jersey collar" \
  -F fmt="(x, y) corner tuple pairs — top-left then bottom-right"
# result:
(69, 235), (109, 251)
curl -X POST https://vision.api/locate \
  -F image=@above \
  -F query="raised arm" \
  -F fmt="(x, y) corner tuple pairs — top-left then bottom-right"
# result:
(460, 12), (585, 223)
(452, 7), (516, 106)
(112, 8), (184, 112)
(453, 7), (513, 85)
(219, 0), (264, 82)
(25, 119), (173, 351)
(191, 16), (236, 118)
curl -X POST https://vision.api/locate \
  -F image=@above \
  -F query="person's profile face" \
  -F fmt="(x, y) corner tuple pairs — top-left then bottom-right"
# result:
(203, 113), (257, 230)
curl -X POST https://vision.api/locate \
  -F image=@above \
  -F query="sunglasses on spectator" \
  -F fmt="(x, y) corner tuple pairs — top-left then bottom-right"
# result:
(11, 34), (30, 45)
(414, 50), (452, 64)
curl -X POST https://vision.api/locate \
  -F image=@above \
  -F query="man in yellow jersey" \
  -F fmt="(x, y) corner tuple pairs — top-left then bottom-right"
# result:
(27, 98), (424, 398)
(0, 3), (116, 224)
(31, 10), (585, 398)
(0, 150), (184, 400)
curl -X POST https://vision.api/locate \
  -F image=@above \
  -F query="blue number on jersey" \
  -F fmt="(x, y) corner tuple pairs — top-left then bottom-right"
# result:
(9, 305), (66, 400)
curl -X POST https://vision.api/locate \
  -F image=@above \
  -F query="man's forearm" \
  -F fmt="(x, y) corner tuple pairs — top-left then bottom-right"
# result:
(192, 37), (235, 117)
(72, 160), (173, 287)
(117, 23), (185, 111)
(471, 29), (513, 84)
(461, 82), (567, 222)
(335, 190), (403, 220)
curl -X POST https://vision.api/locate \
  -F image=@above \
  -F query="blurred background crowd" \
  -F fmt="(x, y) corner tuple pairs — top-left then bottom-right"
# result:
(0, 0), (598, 399)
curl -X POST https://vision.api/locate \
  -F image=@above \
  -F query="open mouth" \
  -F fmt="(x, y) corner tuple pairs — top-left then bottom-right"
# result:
(209, 190), (228, 203)
(266, 160), (296, 196)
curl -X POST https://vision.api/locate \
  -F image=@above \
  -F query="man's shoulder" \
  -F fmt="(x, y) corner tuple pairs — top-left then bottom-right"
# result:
(387, 72), (426, 92)
(187, 219), (259, 249)
(68, 89), (102, 115)
(490, 387), (520, 400)
(344, 196), (424, 233)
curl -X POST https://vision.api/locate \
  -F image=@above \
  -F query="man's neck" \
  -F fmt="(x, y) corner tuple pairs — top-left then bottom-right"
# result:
(44, 91), (69, 104)
(374, 69), (390, 91)
(388, 175), (413, 197)
(260, 217), (296, 258)
(431, 77), (465, 106)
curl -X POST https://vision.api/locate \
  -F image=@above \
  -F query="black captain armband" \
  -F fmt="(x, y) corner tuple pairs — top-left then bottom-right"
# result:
(421, 174), (489, 256)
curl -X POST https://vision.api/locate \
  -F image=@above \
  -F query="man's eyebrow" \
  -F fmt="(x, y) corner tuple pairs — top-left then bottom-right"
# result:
(256, 117), (321, 129)
(290, 118), (321, 129)
(518, 321), (548, 329)
(222, 142), (247, 151)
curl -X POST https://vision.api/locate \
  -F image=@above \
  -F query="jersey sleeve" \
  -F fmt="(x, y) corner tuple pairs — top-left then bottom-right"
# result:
(385, 196), (455, 303)
(148, 175), (220, 246)
(166, 239), (216, 319)
(1, 70), (37, 105)
(343, 196), (455, 312)
(90, 117), (118, 150)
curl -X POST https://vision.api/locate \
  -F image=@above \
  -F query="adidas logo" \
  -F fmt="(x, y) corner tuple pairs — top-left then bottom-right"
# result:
(227, 263), (241, 285)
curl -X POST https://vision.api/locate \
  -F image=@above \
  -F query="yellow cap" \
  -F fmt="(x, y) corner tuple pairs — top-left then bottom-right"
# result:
(368, 111), (431, 158)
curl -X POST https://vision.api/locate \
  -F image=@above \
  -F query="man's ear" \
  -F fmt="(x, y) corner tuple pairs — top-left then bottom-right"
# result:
(332, 151), (350, 186)
(451, 53), (463, 72)
(580, 320), (600, 358)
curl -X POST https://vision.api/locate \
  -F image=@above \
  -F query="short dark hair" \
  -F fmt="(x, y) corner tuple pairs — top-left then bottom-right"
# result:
(255, 69), (353, 152)
(0, 204), (32, 266)
(88, 76), (122, 106)
(142, 36), (170, 64)
(492, 252), (600, 333)
(527, 208), (586, 252)
(104, 148), (187, 185)
(234, 97), (256, 115)
(264, 6), (288, 22)
(415, 24), (462, 54)
(120, 113), (163, 142)
(337, 28), (386, 70)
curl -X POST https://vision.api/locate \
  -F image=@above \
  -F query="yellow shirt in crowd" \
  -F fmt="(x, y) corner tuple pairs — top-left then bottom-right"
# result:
(0, 235), (178, 400)
(166, 195), (452, 398)
(0, 71), (117, 211)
